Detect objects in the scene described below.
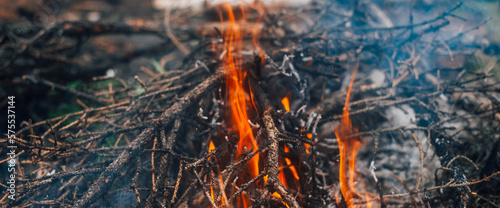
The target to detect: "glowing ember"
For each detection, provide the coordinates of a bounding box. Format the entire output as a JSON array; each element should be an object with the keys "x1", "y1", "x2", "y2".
[{"x1": 335, "y1": 62, "x2": 372, "y2": 207}]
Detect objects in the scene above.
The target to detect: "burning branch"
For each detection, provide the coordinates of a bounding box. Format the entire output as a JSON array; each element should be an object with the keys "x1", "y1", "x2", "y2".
[{"x1": 253, "y1": 80, "x2": 301, "y2": 208}]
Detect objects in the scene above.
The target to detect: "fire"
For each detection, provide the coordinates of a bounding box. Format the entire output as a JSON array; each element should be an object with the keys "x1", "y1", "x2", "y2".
[
  {"x1": 281, "y1": 96, "x2": 290, "y2": 112},
  {"x1": 209, "y1": 140, "x2": 216, "y2": 152},
  {"x1": 220, "y1": 0, "x2": 259, "y2": 177},
  {"x1": 208, "y1": 140, "x2": 216, "y2": 204},
  {"x1": 335, "y1": 62, "x2": 372, "y2": 207},
  {"x1": 305, "y1": 133, "x2": 312, "y2": 154},
  {"x1": 219, "y1": 3, "x2": 259, "y2": 177},
  {"x1": 207, "y1": 140, "x2": 227, "y2": 207},
  {"x1": 279, "y1": 96, "x2": 300, "y2": 190},
  {"x1": 275, "y1": 145, "x2": 298, "y2": 208},
  {"x1": 211, "y1": 3, "x2": 263, "y2": 207},
  {"x1": 283, "y1": 145, "x2": 300, "y2": 180},
  {"x1": 282, "y1": 94, "x2": 312, "y2": 155},
  {"x1": 209, "y1": 3, "x2": 300, "y2": 207}
]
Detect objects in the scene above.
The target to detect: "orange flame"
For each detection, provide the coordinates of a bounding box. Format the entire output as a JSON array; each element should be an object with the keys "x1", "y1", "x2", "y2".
[
  {"x1": 281, "y1": 96, "x2": 290, "y2": 112},
  {"x1": 220, "y1": 2, "x2": 259, "y2": 176},
  {"x1": 280, "y1": 96, "x2": 301, "y2": 183},
  {"x1": 207, "y1": 140, "x2": 226, "y2": 207},
  {"x1": 275, "y1": 145, "x2": 297, "y2": 208},
  {"x1": 209, "y1": 3, "x2": 299, "y2": 207},
  {"x1": 305, "y1": 133, "x2": 312, "y2": 154},
  {"x1": 283, "y1": 145, "x2": 300, "y2": 180},
  {"x1": 209, "y1": 140, "x2": 216, "y2": 152},
  {"x1": 335, "y1": 62, "x2": 371, "y2": 207},
  {"x1": 214, "y1": 3, "x2": 262, "y2": 207}
]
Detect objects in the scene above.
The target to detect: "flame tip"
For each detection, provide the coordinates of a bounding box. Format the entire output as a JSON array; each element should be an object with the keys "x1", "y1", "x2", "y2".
[{"x1": 336, "y1": 60, "x2": 372, "y2": 207}]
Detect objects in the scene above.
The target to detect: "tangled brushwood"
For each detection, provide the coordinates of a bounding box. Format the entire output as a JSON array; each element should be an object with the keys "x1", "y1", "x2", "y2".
[{"x1": 1, "y1": 0, "x2": 500, "y2": 207}]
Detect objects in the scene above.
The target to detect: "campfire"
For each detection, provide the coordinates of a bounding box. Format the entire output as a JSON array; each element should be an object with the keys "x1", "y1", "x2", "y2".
[{"x1": 1, "y1": 0, "x2": 500, "y2": 207}]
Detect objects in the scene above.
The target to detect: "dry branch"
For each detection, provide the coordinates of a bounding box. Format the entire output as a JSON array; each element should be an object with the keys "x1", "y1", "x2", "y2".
[{"x1": 74, "y1": 71, "x2": 223, "y2": 207}]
